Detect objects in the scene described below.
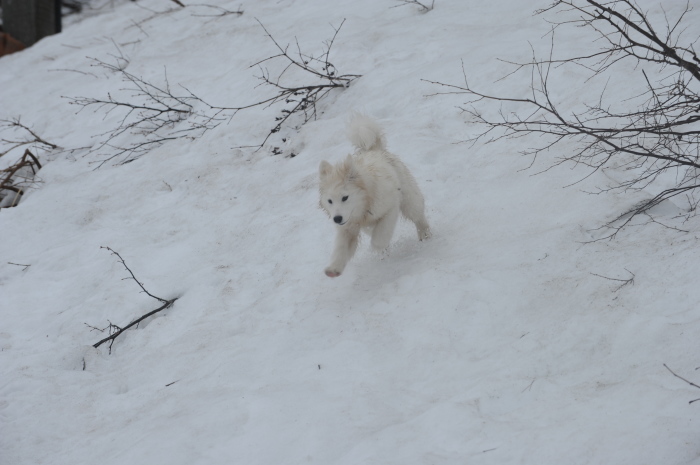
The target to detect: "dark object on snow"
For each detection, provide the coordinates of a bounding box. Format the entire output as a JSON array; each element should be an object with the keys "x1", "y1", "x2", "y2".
[
  {"x1": 0, "y1": 149, "x2": 42, "y2": 209},
  {"x1": 0, "y1": 31, "x2": 26, "y2": 57},
  {"x1": 2, "y1": 0, "x2": 61, "y2": 47}
]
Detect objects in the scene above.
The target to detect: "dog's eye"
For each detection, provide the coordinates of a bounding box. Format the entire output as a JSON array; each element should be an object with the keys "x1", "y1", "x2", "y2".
[
  {"x1": 342, "y1": 196, "x2": 348, "y2": 202},
  {"x1": 328, "y1": 199, "x2": 332, "y2": 204}
]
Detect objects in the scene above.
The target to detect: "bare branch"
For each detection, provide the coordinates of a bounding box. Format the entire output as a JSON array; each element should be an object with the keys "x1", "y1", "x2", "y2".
[
  {"x1": 0, "y1": 118, "x2": 58, "y2": 158},
  {"x1": 65, "y1": 58, "x2": 228, "y2": 167},
  {"x1": 0, "y1": 149, "x2": 43, "y2": 209},
  {"x1": 92, "y1": 298, "x2": 177, "y2": 353},
  {"x1": 231, "y1": 18, "x2": 360, "y2": 153},
  {"x1": 391, "y1": 0, "x2": 435, "y2": 13},
  {"x1": 100, "y1": 246, "x2": 168, "y2": 303},
  {"x1": 426, "y1": 0, "x2": 700, "y2": 238},
  {"x1": 590, "y1": 268, "x2": 635, "y2": 291},
  {"x1": 68, "y1": 19, "x2": 359, "y2": 164},
  {"x1": 7, "y1": 262, "x2": 31, "y2": 271},
  {"x1": 188, "y1": 3, "x2": 243, "y2": 18},
  {"x1": 91, "y1": 246, "x2": 179, "y2": 353},
  {"x1": 664, "y1": 364, "x2": 700, "y2": 404}
]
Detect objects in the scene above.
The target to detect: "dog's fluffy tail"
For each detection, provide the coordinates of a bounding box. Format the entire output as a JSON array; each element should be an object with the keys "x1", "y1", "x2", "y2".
[{"x1": 347, "y1": 114, "x2": 386, "y2": 151}]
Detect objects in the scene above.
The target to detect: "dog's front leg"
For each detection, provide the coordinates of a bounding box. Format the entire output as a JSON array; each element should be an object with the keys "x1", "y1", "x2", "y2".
[
  {"x1": 325, "y1": 227, "x2": 359, "y2": 277},
  {"x1": 371, "y1": 206, "x2": 399, "y2": 251}
]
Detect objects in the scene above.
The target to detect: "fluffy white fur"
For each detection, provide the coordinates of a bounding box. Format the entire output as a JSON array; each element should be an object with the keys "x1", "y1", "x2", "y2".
[{"x1": 319, "y1": 115, "x2": 431, "y2": 277}]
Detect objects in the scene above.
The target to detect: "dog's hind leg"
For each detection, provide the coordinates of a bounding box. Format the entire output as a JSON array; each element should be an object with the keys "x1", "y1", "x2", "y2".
[
  {"x1": 398, "y1": 171, "x2": 431, "y2": 240},
  {"x1": 325, "y1": 227, "x2": 359, "y2": 277},
  {"x1": 400, "y1": 196, "x2": 431, "y2": 241},
  {"x1": 411, "y1": 211, "x2": 431, "y2": 241},
  {"x1": 413, "y1": 216, "x2": 431, "y2": 241},
  {"x1": 371, "y1": 206, "x2": 400, "y2": 251}
]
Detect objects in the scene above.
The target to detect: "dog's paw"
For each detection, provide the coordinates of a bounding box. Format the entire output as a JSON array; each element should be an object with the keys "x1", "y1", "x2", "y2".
[{"x1": 325, "y1": 267, "x2": 342, "y2": 278}]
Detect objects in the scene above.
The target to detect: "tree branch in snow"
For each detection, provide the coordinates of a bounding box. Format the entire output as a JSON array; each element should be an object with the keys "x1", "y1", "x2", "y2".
[
  {"x1": 0, "y1": 119, "x2": 56, "y2": 208},
  {"x1": 90, "y1": 246, "x2": 178, "y2": 354},
  {"x1": 237, "y1": 18, "x2": 361, "y2": 154},
  {"x1": 0, "y1": 117, "x2": 58, "y2": 158},
  {"x1": 664, "y1": 364, "x2": 700, "y2": 404},
  {"x1": 71, "y1": 19, "x2": 359, "y2": 164},
  {"x1": 7, "y1": 262, "x2": 31, "y2": 271},
  {"x1": 0, "y1": 149, "x2": 43, "y2": 208},
  {"x1": 426, "y1": 0, "x2": 700, "y2": 240},
  {"x1": 129, "y1": 1, "x2": 182, "y2": 28},
  {"x1": 125, "y1": 1, "x2": 243, "y2": 31},
  {"x1": 589, "y1": 268, "x2": 635, "y2": 292},
  {"x1": 66, "y1": 58, "x2": 234, "y2": 167},
  {"x1": 391, "y1": 0, "x2": 435, "y2": 13},
  {"x1": 188, "y1": 3, "x2": 243, "y2": 18}
]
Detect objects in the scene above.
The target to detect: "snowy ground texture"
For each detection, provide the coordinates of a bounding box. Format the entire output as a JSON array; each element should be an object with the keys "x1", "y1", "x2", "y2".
[{"x1": 1, "y1": 0, "x2": 700, "y2": 463}]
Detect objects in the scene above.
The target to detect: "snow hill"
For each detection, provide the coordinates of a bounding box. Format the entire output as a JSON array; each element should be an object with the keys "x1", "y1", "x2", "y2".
[{"x1": 1, "y1": 1, "x2": 699, "y2": 464}]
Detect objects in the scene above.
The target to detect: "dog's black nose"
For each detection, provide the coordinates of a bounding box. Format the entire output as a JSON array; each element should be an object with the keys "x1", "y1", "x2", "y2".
[{"x1": 333, "y1": 215, "x2": 343, "y2": 224}]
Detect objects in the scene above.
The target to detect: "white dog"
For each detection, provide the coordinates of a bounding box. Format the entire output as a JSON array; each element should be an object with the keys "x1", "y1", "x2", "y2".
[{"x1": 319, "y1": 115, "x2": 431, "y2": 277}]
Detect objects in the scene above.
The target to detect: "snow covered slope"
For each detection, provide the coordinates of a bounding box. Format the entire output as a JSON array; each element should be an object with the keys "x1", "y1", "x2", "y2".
[{"x1": 1, "y1": 1, "x2": 699, "y2": 464}]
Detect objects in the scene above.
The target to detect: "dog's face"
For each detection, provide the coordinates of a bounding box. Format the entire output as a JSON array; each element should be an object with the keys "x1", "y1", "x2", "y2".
[{"x1": 319, "y1": 157, "x2": 367, "y2": 227}]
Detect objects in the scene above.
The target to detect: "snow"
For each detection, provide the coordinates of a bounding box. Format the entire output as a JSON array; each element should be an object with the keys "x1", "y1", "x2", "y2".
[{"x1": 1, "y1": 0, "x2": 699, "y2": 464}]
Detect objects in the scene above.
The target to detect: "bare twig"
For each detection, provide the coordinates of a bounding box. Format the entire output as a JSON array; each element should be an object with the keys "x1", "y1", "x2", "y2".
[
  {"x1": 521, "y1": 379, "x2": 535, "y2": 393},
  {"x1": 129, "y1": 2, "x2": 181, "y2": 28},
  {"x1": 91, "y1": 247, "x2": 179, "y2": 353},
  {"x1": 391, "y1": 0, "x2": 435, "y2": 12},
  {"x1": 237, "y1": 18, "x2": 361, "y2": 153},
  {"x1": 188, "y1": 3, "x2": 243, "y2": 18},
  {"x1": 590, "y1": 268, "x2": 635, "y2": 291},
  {"x1": 426, "y1": 0, "x2": 700, "y2": 239},
  {"x1": 84, "y1": 323, "x2": 106, "y2": 332},
  {"x1": 70, "y1": 19, "x2": 359, "y2": 164},
  {"x1": 66, "y1": 58, "x2": 229, "y2": 167},
  {"x1": 100, "y1": 246, "x2": 169, "y2": 303},
  {"x1": 1, "y1": 118, "x2": 58, "y2": 158},
  {"x1": 92, "y1": 299, "x2": 177, "y2": 353},
  {"x1": 7, "y1": 262, "x2": 31, "y2": 271},
  {"x1": 48, "y1": 68, "x2": 100, "y2": 78},
  {"x1": 0, "y1": 149, "x2": 43, "y2": 209},
  {"x1": 664, "y1": 363, "x2": 700, "y2": 404}
]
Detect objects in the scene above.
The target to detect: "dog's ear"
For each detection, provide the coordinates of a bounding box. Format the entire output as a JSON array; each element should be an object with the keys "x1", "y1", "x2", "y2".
[{"x1": 319, "y1": 160, "x2": 332, "y2": 179}]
